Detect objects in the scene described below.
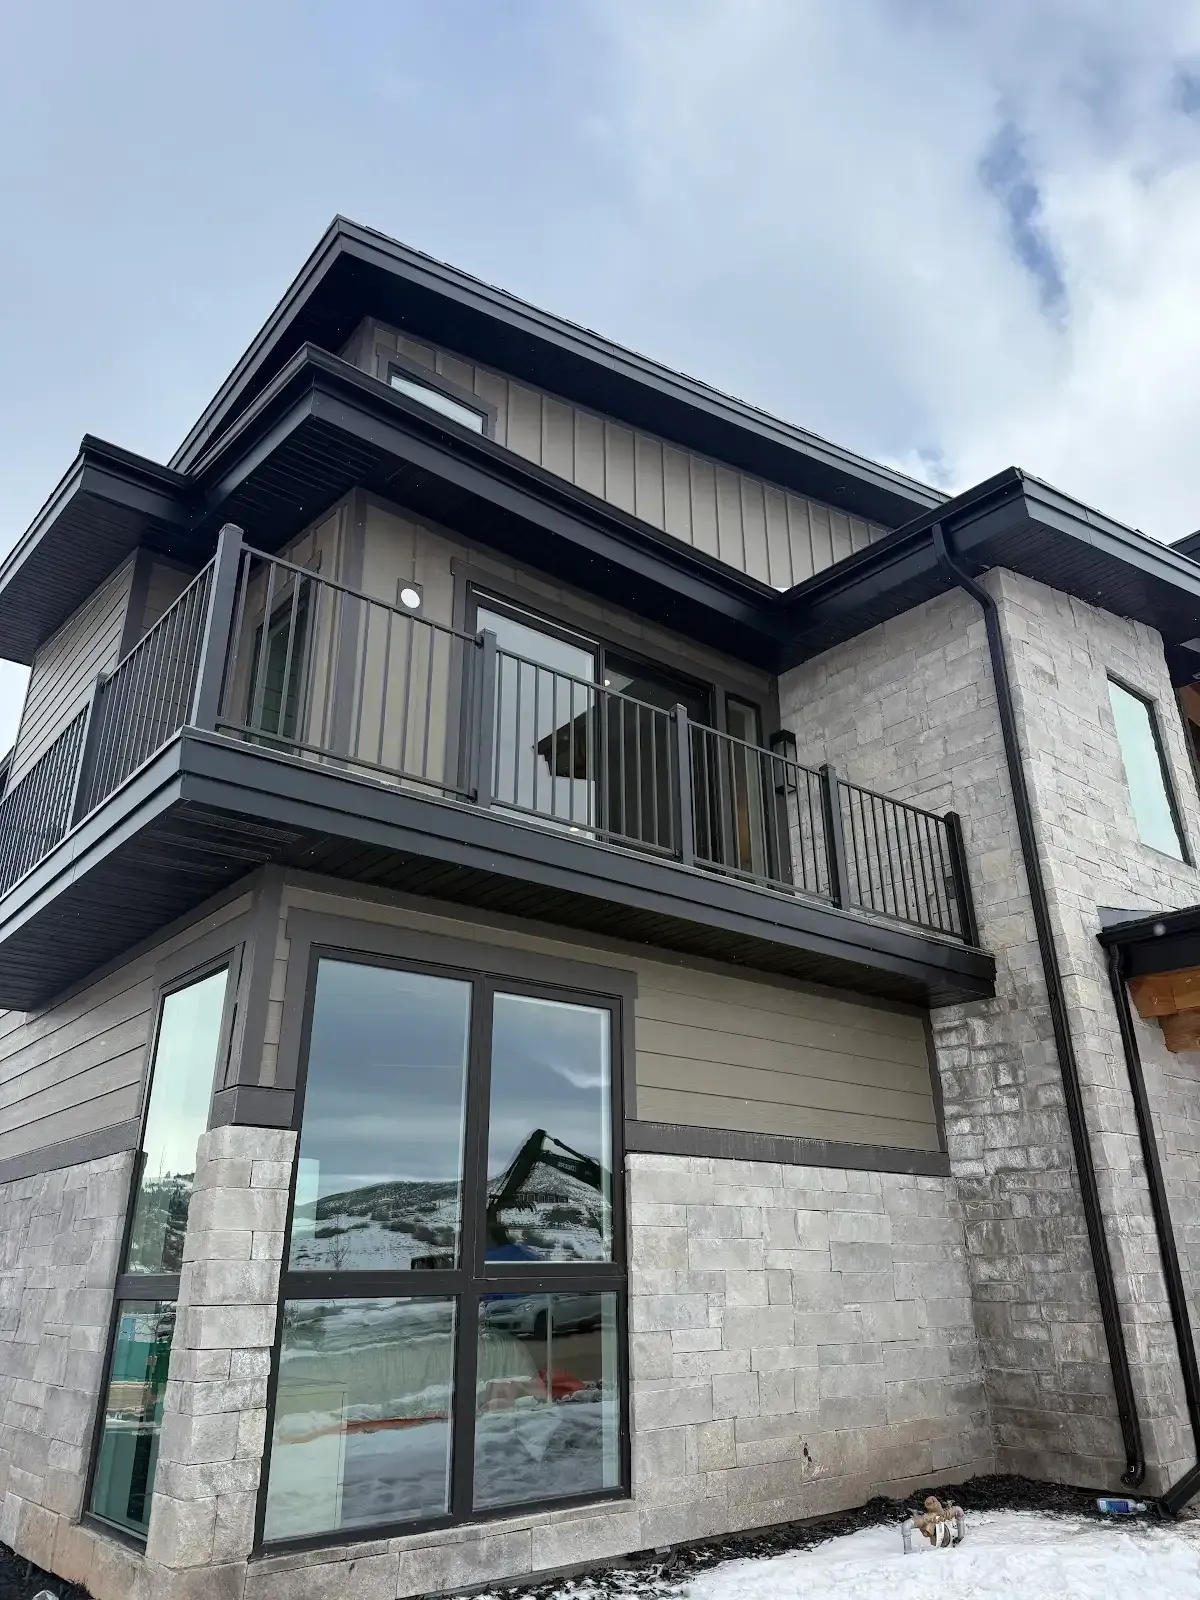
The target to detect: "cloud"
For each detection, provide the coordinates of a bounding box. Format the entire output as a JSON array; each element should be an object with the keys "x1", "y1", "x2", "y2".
[{"x1": 590, "y1": 0, "x2": 1200, "y2": 540}]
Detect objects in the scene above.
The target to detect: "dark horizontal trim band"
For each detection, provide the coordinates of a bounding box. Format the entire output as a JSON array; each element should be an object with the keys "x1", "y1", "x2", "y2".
[
  {"x1": 0, "y1": 1118, "x2": 140, "y2": 1187},
  {"x1": 625, "y1": 1119, "x2": 951, "y2": 1177},
  {"x1": 282, "y1": 1268, "x2": 626, "y2": 1299},
  {"x1": 210, "y1": 1084, "x2": 296, "y2": 1128}
]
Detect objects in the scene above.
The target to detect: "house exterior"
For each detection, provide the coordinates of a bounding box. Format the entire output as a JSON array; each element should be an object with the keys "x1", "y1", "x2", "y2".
[{"x1": 2, "y1": 218, "x2": 1200, "y2": 1599}]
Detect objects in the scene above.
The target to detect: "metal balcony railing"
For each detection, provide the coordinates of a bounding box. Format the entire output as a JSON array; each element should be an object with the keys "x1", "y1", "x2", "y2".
[{"x1": 0, "y1": 525, "x2": 979, "y2": 944}]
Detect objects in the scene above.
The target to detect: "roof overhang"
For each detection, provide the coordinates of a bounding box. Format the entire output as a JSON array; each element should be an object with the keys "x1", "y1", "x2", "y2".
[
  {"x1": 780, "y1": 470, "x2": 1200, "y2": 686},
  {"x1": 169, "y1": 217, "x2": 942, "y2": 529},
  {"x1": 0, "y1": 440, "x2": 191, "y2": 664},
  {"x1": 1099, "y1": 903, "x2": 1200, "y2": 977}
]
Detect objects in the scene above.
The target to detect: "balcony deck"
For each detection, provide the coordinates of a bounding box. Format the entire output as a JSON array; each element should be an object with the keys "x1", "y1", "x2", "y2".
[{"x1": 0, "y1": 532, "x2": 994, "y2": 1011}]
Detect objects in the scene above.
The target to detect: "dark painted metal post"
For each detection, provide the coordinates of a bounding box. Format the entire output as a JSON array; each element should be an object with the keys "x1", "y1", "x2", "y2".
[
  {"x1": 472, "y1": 630, "x2": 498, "y2": 806},
  {"x1": 943, "y1": 810, "x2": 979, "y2": 946},
  {"x1": 820, "y1": 762, "x2": 848, "y2": 907},
  {"x1": 190, "y1": 523, "x2": 244, "y2": 732},
  {"x1": 68, "y1": 674, "x2": 108, "y2": 825},
  {"x1": 672, "y1": 704, "x2": 695, "y2": 866}
]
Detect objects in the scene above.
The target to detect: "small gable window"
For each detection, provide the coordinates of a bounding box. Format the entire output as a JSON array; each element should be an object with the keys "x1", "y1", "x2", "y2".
[
  {"x1": 1108, "y1": 677, "x2": 1188, "y2": 861},
  {"x1": 388, "y1": 364, "x2": 488, "y2": 434}
]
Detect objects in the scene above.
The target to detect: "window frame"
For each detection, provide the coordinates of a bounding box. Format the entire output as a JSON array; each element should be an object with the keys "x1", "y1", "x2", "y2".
[
  {"x1": 386, "y1": 357, "x2": 496, "y2": 438},
  {"x1": 255, "y1": 929, "x2": 632, "y2": 1554},
  {"x1": 1107, "y1": 673, "x2": 1193, "y2": 865},
  {"x1": 83, "y1": 944, "x2": 242, "y2": 1545}
]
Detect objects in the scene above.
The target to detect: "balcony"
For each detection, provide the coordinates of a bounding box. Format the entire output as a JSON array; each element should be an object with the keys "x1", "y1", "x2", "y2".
[{"x1": 0, "y1": 528, "x2": 992, "y2": 1010}]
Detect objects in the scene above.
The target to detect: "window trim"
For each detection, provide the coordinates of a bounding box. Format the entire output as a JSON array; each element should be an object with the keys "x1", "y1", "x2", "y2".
[
  {"x1": 83, "y1": 947, "x2": 242, "y2": 1545},
  {"x1": 255, "y1": 928, "x2": 631, "y2": 1554},
  {"x1": 386, "y1": 357, "x2": 496, "y2": 438},
  {"x1": 1107, "y1": 673, "x2": 1192, "y2": 865}
]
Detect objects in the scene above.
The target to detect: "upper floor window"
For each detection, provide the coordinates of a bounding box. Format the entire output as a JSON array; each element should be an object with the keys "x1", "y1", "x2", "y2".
[
  {"x1": 1107, "y1": 678, "x2": 1188, "y2": 861},
  {"x1": 388, "y1": 363, "x2": 488, "y2": 434}
]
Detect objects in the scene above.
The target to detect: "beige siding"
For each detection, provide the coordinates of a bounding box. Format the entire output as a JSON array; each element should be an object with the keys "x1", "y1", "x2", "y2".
[
  {"x1": 138, "y1": 557, "x2": 198, "y2": 636},
  {"x1": 263, "y1": 883, "x2": 939, "y2": 1154},
  {"x1": 7, "y1": 558, "x2": 134, "y2": 788},
  {"x1": 0, "y1": 893, "x2": 252, "y2": 1168},
  {"x1": 343, "y1": 320, "x2": 890, "y2": 589}
]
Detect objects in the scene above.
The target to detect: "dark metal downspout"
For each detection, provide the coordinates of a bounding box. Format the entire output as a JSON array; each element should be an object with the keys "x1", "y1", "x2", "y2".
[
  {"x1": 1105, "y1": 942, "x2": 1200, "y2": 1513},
  {"x1": 931, "y1": 522, "x2": 1145, "y2": 1488}
]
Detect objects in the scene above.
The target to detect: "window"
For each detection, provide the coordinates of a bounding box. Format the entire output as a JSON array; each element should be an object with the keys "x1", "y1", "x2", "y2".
[
  {"x1": 248, "y1": 581, "x2": 312, "y2": 744},
  {"x1": 1108, "y1": 678, "x2": 1188, "y2": 861},
  {"x1": 89, "y1": 966, "x2": 231, "y2": 1538},
  {"x1": 389, "y1": 366, "x2": 488, "y2": 434},
  {"x1": 261, "y1": 954, "x2": 625, "y2": 1545}
]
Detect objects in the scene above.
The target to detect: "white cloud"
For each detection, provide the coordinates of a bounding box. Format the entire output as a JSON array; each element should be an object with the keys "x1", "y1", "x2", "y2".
[{"x1": 590, "y1": 0, "x2": 1200, "y2": 540}]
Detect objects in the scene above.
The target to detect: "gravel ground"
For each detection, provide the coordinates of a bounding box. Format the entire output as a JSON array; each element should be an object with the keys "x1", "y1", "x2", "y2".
[{"x1": 0, "y1": 1476, "x2": 1183, "y2": 1600}]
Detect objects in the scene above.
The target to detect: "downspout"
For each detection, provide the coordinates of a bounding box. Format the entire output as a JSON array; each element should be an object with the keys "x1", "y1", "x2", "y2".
[
  {"x1": 931, "y1": 522, "x2": 1145, "y2": 1488},
  {"x1": 1105, "y1": 941, "x2": 1200, "y2": 1513}
]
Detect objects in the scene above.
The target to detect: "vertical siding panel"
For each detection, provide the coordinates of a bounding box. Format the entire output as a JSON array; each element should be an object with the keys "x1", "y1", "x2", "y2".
[
  {"x1": 662, "y1": 446, "x2": 694, "y2": 545},
  {"x1": 808, "y1": 501, "x2": 835, "y2": 573},
  {"x1": 739, "y1": 477, "x2": 770, "y2": 584},
  {"x1": 714, "y1": 466, "x2": 746, "y2": 571},
  {"x1": 437, "y1": 353, "x2": 475, "y2": 394},
  {"x1": 689, "y1": 457, "x2": 719, "y2": 559},
  {"x1": 785, "y1": 494, "x2": 816, "y2": 583},
  {"x1": 764, "y1": 487, "x2": 794, "y2": 589},
  {"x1": 541, "y1": 397, "x2": 576, "y2": 480},
  {"x1": 603, "y1": 422, "x2": 637, "y2": 515},
  {"x1": 473, "y1": 370, "x2": 509, "y2": 446},
  {"x1": 396, "y1": 336, "x2": 437, "y2": 372},
  {"x1": 506, "y1": 384, "x2": 543, "y2": 464},
  {"x1": 633, "y1": 434, "x2": 665, "y2": 530},
  {"x1": 828, "y1": 508, "x2": 854, "y2": 566},
  {"x1": 573, "y1": 410, "x2": 606, "y2": 498}
]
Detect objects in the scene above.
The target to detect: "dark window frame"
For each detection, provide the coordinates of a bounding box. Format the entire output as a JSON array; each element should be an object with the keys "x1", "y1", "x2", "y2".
[
  {"x1": 255, "y1": 932, "x2": 631, "y2": 1554},
  {"x1": 83, "y1": 943, "x2": 243, "y2": 1545},
  {"x1": 386, "y1": 357, "x2": 496, "y2": 439},
  {"x1": 1107, "y1": 673, "x2": 1193, "y2": 865}
]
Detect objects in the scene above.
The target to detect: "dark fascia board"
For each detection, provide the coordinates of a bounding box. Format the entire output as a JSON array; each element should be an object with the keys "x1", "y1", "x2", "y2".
[
  {"x1": 1097, "y1": 901, "x2": 1200, "y2": 977},
  {"x1": 779, "y1": 467, "x2": 1200, "y2": 672},
  {"x1": 168, "y1": 217, "x2": 943, "y2": 527},
  {"x1": 1173, "y1": 529, "x2": 1200, "y2": 561},
  {"x1": 189, "y1": 344, "x2": 789, "y2": 659},
  {"x1": 0, "y1": 730, "x2": 993, "y2": 1009},
  {"x1": 0, "y1": 438, "x2": 192, "y2": 664}
]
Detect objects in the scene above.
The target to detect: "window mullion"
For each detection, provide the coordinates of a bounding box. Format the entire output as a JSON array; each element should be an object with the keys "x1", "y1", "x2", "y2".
[{"x1": 450, "y1": 1286, "x2": 481, "y2": 1518}]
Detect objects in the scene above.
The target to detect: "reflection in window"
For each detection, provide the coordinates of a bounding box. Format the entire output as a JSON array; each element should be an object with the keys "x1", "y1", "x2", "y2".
[
  {"x1": 125, "y1": 968, "x2": 228, "y2": 1274},
  {"x1": 288, "y1": 961, "x2": 471, "y2": 1273},
  {"x1": 486, "y1": 994, "x2": 612, "y2": 1263},
  {"x1": 90, "y1": 1302, "x2": 176, "y2": 1536},
  {"x1": 1108, "y1": 679, "x2": 1186, "y2": 860},
  {"x1": 474, "y1": 1292, "x2": 619, "y2": 1509},
  {"x1": 263, "y1": 1299, "x2": 456, "y2": 1540}
]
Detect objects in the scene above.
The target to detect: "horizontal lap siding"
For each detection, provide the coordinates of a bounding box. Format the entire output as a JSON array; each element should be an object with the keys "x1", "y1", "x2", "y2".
[
  {"x1": 7, "y1": 558, "x2": 134, "y2": 788},
  {"x1": 634, "y1": 965, "x2": 939, "y2": 1151},
  {"x1": 351, "y1": 322, "x2": 888, "y2": 588},
  {"x1": 270, "y1": 886, "x2": 939, "y2": 1154},
  {"x1": 0, "y1": 893, "x2": 252, "y2": 1166}
]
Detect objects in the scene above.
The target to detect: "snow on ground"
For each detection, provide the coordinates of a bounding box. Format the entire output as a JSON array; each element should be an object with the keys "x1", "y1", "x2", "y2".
[{"x1": 680, "y1": 1511, "x2": 1200, "y2": 1600}]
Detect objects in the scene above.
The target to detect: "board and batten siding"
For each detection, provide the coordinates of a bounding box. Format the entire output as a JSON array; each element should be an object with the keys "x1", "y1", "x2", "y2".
[
  {"x1": 263, "y1": 884, "x2": 939, "y2": 1154},
  {"x1": 343, "y1": 319, "x2": 889, "y2": 590},
  {"x1": 0, "y1": 892, "x2": 252, "y2": 1172},
  {"x1": 6, "y1": 557, "x2": 135, "y2": 790}
]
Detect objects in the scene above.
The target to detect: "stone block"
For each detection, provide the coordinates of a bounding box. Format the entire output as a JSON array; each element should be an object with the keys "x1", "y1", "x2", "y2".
[
  {"x1": 529, "y1": 1508, "x2": 643, "y2": 1571},
  {"x1": 396, "y1": 1530, "x2": 532, "y2": 1596}
]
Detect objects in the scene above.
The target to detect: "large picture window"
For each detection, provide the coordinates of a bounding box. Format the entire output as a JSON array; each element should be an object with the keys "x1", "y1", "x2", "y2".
[
  {"x1": 260, "y1": 951, "x2": 627, "y2": 1546},
  {"x1": 88, "y1": 962, "x2": 232, "y2": 1539}
]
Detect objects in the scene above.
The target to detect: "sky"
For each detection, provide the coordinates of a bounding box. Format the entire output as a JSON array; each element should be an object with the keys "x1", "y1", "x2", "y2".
[{"x1": 3, "y1": 0, "x2": 1200, "y2": 744}]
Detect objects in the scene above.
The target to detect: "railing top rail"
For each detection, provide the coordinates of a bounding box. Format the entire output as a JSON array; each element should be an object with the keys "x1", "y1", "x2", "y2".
[
  {"x1": 241, "y1": 543, "x2": 478, "y2": 643},
  {"x1": 836, "y1": 776, "x2": 953, "y2": 829},
  {"x1": 494, "y1": 646, "x2": 676, "y2": 719},
  {"x1": 104, "y1": 555, "x2": 216, "y2": 681},
  {"x1": 692, "y1": 718, "x2": 822, "y2": 779}
]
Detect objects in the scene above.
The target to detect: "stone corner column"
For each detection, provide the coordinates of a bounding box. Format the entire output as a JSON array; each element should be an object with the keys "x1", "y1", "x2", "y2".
[{"x1": 145, "y1": 1125, "x2": 296, "y2": 1585}]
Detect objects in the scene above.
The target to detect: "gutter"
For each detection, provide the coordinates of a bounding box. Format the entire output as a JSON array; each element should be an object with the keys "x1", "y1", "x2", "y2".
[
  {"x1": 1102, "y1": 933, "x2": 1200, "y2": 1513},
  {"x1": 931, "y1": 521, "x2": 1145, "y2": 1488}
]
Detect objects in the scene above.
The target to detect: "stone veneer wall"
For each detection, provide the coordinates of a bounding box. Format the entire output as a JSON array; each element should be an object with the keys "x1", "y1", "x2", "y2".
[
  {"x1": 779, "y1": 567, "x2": 1200, "y2": 1491},
  {"x1": 4, "y1": 1144, "x2": 992, "y2": 1600}
]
